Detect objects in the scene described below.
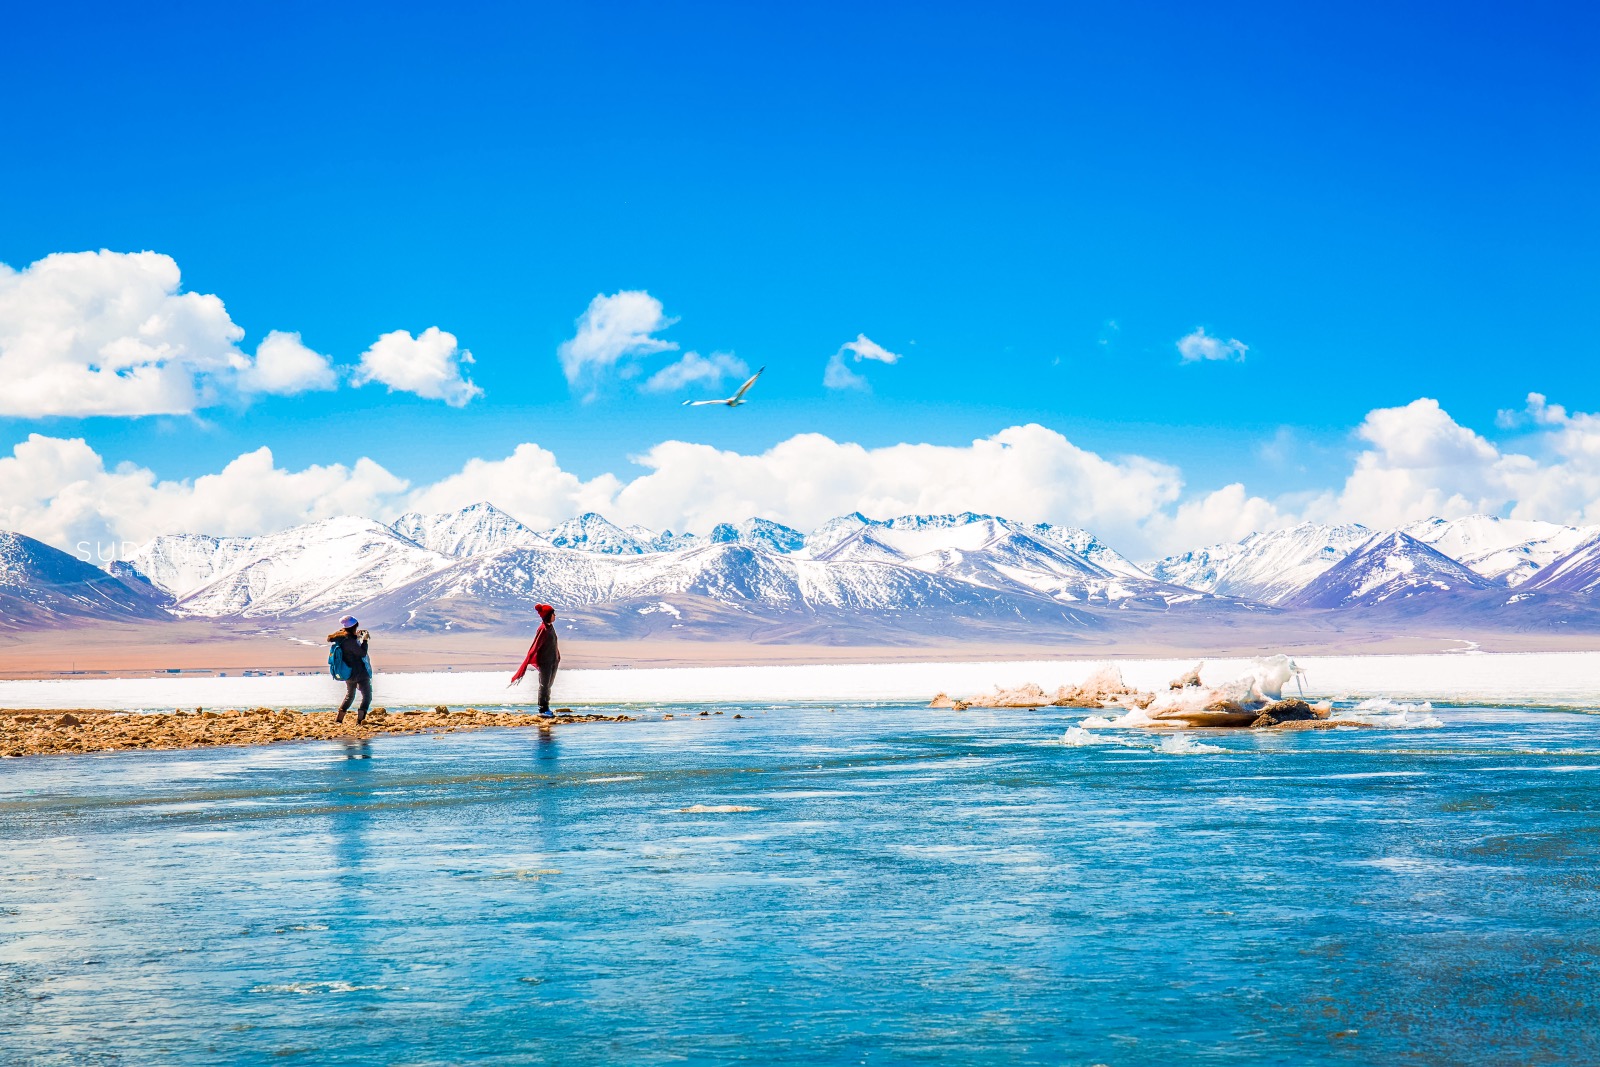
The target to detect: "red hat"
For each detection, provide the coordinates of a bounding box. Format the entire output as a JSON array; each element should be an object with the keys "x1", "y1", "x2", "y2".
[{"x1": 535, "y1": 603, "x2": 555, "y2": 619}]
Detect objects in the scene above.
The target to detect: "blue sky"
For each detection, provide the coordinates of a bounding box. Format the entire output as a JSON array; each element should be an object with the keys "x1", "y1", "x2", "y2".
[{"x1": 2, "y1": 1, "x2": 1597, "y2": 553}]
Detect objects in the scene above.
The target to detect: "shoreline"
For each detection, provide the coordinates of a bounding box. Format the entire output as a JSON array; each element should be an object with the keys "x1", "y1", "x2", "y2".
[
  {"x1": 3, "y1": 623, "x2": 1599, "y2": 681},
  {"x1": 5, "y1": 650, "x2": 1600, "y2": 713},
  {"x1": 0, "y1": 706, "x2": 632, "y2": 759}
]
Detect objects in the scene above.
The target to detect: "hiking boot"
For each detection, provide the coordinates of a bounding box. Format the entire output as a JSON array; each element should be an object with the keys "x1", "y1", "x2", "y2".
[
  {"x1": 355, "y1": 710, "x2": 367, "y2": 725},
  {"x1": 335, "y1": 711, "x2": 346, "y2": 724}
]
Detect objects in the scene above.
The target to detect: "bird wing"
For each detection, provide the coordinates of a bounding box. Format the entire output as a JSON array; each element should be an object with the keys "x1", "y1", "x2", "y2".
[
  {"x1": 730, "y1": 366, "x2": 765, "y2": 402},
  {"x1": 682, "y1": 398, "x2": 729, "y2": 407}
]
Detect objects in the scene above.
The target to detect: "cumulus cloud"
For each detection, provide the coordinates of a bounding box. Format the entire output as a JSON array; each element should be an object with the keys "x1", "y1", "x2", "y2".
[
  {"x1": 11, "y1": 394, "x2": 1600, "y2": 563},
  {"x1": 0, "y1": 434, "x2": 407, "y2": 553},
  {"x1": 824, "y1": 333, "x2": 903, "y2": 391},
  {"x1": 403, "y1": 443, "x2": 624, "y2": 527},
  {"x1": 1177, "y1": 327, "x2": 1248, "y2": 363},
  {"x1": 0, "y1": 250, "x2": 347, "y2": 417},
  {"x1": 237, "y1": 330, "x2": 338, "y2": 396},
  {"x1": 610, "y1": 424, "x2": 1183, "y2": 552},
  {"x1": 643, "y1": 351, "x2": 749, "y2": 394},
  {"x1": 1300, "y1": 395, "x2": 1600, "y2": 530},
  {"x1": 353, "y1": 327, "x2": 481, "y2": 407},
  {"x1": 557, "y1": 290, "x2": 678, "y2": 398}
]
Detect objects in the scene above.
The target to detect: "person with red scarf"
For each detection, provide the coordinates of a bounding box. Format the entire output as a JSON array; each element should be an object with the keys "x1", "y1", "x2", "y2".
[{"x1": 510, "y1": 603, "x2": 561, "y2": 716}]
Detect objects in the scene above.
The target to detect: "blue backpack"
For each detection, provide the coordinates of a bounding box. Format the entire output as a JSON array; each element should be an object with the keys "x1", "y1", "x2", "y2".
[{"x1": 328, "y1": 644, "x2": 373, "y2": 681}]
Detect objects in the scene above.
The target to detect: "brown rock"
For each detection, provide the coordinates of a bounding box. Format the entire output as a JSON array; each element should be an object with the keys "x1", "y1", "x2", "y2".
[
  {"x1": 1260, "y1": 698, "x2": 1318, "y2": 722},
  {"x1": 54, "y1": 713, "x2": 81, "y2": 727}
]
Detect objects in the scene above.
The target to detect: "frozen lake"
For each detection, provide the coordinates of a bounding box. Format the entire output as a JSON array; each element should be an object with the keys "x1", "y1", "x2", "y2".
[
  {"x1": 5, "y1": 698, "x2": 1600, "y2": 1064},
  {"x1": 3, "y1": 650, "x2": 1599, "y2": 711}
]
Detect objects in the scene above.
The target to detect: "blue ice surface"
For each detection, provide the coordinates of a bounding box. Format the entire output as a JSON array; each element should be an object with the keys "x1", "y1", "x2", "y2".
[{"x1": 3, "y1": 702, "x2": 1600, "y2": 1066}]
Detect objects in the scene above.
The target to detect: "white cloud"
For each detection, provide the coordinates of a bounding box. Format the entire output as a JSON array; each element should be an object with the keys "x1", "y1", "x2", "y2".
[
  {"x1": 1300, "y1": 395, "x2": 1600, "y2": 530},
  {"x1": 353, "y1": 327, "x2": 482, "y2": 407},
  {"x1": 824, "y1": 333, "x2": 903, "y2": 391},
  {"x1": 643, "y1": 351, "x2": 749, "y2": 394},
  {"x1": 610, "y1": 424, "x2": 1184, "y2": 552},
  {"x1": 1177, "y1": 327, "x2": 1248, "y2": 363},
  {"x1": 0, "y1": 434, "x2": 407, "y2": 553},
  {"x1": 403, "y1": 443, "x2": 624, "y2": 528},
  {"x1": 237, "y1": 330, "x2": 337, "y2": 396},
  {"x1": 557, "y1": 291, "x2": 678, "y2": 398},
  {"x1": 11, "y1": 394, "x2": 1600, "y2": 563},
  {"x1": 0, "y1": 250, "x2": 345, "y2": 417}
]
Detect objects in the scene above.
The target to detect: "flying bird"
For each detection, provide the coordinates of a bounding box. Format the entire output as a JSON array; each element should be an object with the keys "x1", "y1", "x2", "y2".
[{"x1": 682, "y1": 366, "x2": 765, "y2": 407}]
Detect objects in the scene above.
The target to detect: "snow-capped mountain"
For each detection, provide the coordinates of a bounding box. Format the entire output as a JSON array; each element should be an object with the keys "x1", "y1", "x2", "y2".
[
  {"x1": 391, "y1": 502, "x2": 552, "y2": 558},
  {"x1": 799, "y1": 512, "x2": 1148, "y2": 578},
  {"x1": 709, "y1": 518, "x2": 805, "y2": 554},
  {"x1": 810, "y1": 516, "x2": 1193, "y2": 607},
  {"x1": 1282, "y1": 531, "x2": 1493, "y2": 609},
  {"x1": 624, "y1": 525, "x2": 700, "y2": 553},
  {"x1": 365, "y1": 538, "x2": 1107, "y2": 637},
  {"x1": 1147, "y1": 522, "x2": 1373, "y2": 604},
  {"x1": 120, "y1": 533, "x2": 262, "y2": 600},
  {"x1": 130, "y1": 517, "x2": 454, "y2": 618},
  {"x1": 802, "y1": 512, "x2": 875, "y2": 557},
  {"x1": 543, "y1": 513, "x2": 649, "y2": 554},
  {"x1": 0, "y1": 531, "x2": 172, "y2": 629},
  {"x1": 1520, "y1": 531, "x2": 1600, "y2": 596},
  {"x1": 12, "y1": 501, "x2": 1600, "y2": 636},
  {"x1": 1400, "y1": 515, "x2": 1594, "y2": 586}
]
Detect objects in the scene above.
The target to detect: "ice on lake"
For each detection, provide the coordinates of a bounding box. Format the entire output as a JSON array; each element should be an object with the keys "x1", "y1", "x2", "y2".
[{"x1": 3, "y1": 650, "x2": 1599, "y2": 711}]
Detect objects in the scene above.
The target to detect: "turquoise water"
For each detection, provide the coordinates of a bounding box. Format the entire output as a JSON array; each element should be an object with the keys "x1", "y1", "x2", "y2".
[{"x1": 4, "y1": 703, "x2": 1600, "y2": 1065}]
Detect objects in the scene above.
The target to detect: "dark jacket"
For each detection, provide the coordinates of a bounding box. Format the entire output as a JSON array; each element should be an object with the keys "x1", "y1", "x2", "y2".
[
  {"x1": 531, "y1": 622, "x2": 560, "y2": 671},
  {"x1": 328, "y1": 631, "x2": 370, "y2": 679},
  {"x1": 510, "y1": 621, "x2": 560, "y2": 684}
]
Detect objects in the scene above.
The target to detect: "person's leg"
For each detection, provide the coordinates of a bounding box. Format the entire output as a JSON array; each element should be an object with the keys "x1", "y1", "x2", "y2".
[
  {"x1": 538, "y1": 667, "x2": 555, "y2": 716},
  {"x1": 355, "y1": 677, "x2": 372, "y2": 724},
  {"x1": 337, "y1": 678, "x2": 357, "y2": 722}
]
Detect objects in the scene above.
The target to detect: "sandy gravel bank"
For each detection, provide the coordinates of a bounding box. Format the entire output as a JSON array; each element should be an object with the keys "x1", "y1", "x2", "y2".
[{"x1": 0, "y1": 706, "x2": 631, "y2": 758}]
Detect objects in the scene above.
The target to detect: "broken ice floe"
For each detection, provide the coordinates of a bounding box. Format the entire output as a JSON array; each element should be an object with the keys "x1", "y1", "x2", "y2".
[{"x1": 938, "y1": 654, "x2": 1426, "y2": 732}]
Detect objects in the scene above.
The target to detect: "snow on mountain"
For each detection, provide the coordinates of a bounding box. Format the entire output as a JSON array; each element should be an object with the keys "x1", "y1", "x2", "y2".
[
  {"x1": 623, "y1": 525, "x2": 700, "y2": 553},
  {"x1": 1521, "y1": 531, "x2": 1600, "y2": 596},
  {"x1": 372, "y1": 538, "x2": 1103, "y2": 633},
  {"x1": 1400, "y1": 515, "x2": 1594, "y2": 586},
  {"x1": 813, "y1": 516, "x2": 1193, "y2": 607},
  {"x1": 1282, "y1": 531, "x2": 1492, "y2": 609},
  {"x1": 801, "y1": 512, "x2": 874, "y2": 557},
  {"x1": 0, "y1": 531, "x2": 172, "y2": 628},
  {"x1": 391, "y1": 502, "x2": 552, "y2": 558},
  {"x1": 800, "y1": 512, "x2": 1147, "y2": 577},
  {"x1": 543, "y1": 514, "x2": 649, "y2": 554},
  {"x1": 1024, "y1": 524, "x2": 1150, "y2": 579},
  {"x1": 1147, "y1": 522, "x2": 1373, "y2": 604},
  {"x1": 145, "y1": 517, "x2": 455, "y2": 619},
  {"x1": 123, "y1": 533, "x2": 262, "y2": 600},
  {"x1": 709, "y1": 518, "x2": 805, "y2": 554}
]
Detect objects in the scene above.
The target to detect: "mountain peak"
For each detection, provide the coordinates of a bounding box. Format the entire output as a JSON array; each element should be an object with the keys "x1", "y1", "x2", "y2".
[
  {"x1": 1283, "y1": 530, "x2": 1490, "y2": 609},
  {"x1": 392, "y1": 503, "x2": 551, "y2": 559},
  {"x1": 543, "y1": 514, "x2": 647, "y2": 554}
]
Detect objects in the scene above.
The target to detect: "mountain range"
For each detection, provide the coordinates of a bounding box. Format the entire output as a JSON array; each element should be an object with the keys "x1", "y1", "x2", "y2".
[{"x1": 5, "y1": 505, "x2": 1598, "y2": 639}]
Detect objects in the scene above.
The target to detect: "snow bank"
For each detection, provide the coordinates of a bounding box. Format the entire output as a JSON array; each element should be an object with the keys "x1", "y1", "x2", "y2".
[{"x1": 1, "y1": 651, "x2": 1598, "y2": 711}]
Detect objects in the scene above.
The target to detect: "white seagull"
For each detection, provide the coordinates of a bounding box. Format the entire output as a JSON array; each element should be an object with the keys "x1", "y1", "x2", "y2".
[{"x1": 682, "y1": 366, "x2": 765, "y2": 407}]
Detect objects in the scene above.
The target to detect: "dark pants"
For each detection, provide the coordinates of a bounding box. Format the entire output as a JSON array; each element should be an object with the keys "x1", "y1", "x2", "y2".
[
  {"x1": 339, "y1": 674, "x2": 372, "y2": 719},
  {"x1": 537, "y1": 665, "x2": 557, "y2": 715}
]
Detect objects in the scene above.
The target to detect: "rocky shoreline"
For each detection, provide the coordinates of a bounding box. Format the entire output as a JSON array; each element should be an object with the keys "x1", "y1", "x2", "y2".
[{"x1": 0, "y1": 705, "x2": 632, "y2": 759}]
